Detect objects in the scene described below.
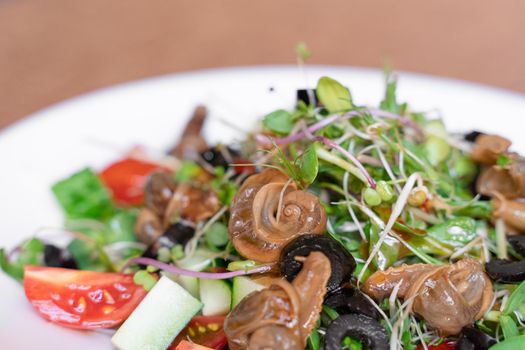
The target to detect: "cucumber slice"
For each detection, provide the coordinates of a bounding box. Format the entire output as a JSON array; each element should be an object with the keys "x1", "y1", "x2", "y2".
[
  {"x1": 177, "y1": 275, "x2": 199, "y2": 298},
  {"x1": 112, "y1": 276, "x2": 202, "y2": 350},
  {"x1": 232, "y1": 276, "x2": 265, "y2": 308},
  {"x1": 168, "y1": 250, "x2": 213, "y2": 297},
  {"x1": 199, "y1": 279, "x2": 232, "y2": 316},
  {"x1": 177, "y1": 249, "x2": 213, "y2": 271}
]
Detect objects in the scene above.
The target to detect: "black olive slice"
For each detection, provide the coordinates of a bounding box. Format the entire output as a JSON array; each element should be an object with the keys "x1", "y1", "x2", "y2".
[
  {"x1": 142, "y1": 222, "x2": 195, "y2": 259},
  {"x1": 464, "y1": 130, "x2": 485, "y2": 143},
  {"x1": 508, "y1": 236, "x2": 525, "y2": 257},
  {"x1": 44, "y1": 244, "x2": 77, "y2": 269},
  {"x1": 325, "y1": 287, "x2": 380, "y2": 320},
  {"x1": 485, "y1": 259, "x2": 525, "y2": 283},
  {"x1": 456, "y1": 326, "x2": 496, "y2": 350},
  {"x1": 279, "y1": 234, "x2": 356, "y2": 292},
  {"x1": 324, "y1": 314, "x2": 389, "y2": 350},
  {"x1": 200, "y1": 146, "x2": 240, "y2": 170},
  {"x1": 297, "y1": 89, "x2": 318, "y2": 106}
]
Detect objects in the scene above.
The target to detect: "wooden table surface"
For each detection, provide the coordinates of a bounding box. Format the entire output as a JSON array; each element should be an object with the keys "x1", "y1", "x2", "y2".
[{"x1": 1, "y1": 0, "x2": 524, "y2": 129}]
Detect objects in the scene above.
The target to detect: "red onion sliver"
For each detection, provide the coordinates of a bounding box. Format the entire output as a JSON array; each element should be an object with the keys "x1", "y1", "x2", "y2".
[{"x1": 122, "y1": 257, "x2": 272, "y2": 279}]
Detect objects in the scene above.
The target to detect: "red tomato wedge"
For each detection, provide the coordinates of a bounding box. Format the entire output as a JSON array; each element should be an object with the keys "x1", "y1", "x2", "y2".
[
  {"x1": 416, "y1": 342, "x2": 455, "y2": 350},
  {"x1": 169, "y1": 316, "x2": 227, "y2": 350},
  {"x1": 24, "y1": 266, "x2": 147, "y2": 329},
  {"x1": 99, "y1": 157, "x2": 168, "y2": 205},
  {"x1": 175, "y1": 340, "x2": 213, "y2": 350}
]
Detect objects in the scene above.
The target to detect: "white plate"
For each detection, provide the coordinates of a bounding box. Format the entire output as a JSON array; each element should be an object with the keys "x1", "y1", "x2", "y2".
[{"x1": 1, "y1": 65, "x2": 525, "y2": 349}]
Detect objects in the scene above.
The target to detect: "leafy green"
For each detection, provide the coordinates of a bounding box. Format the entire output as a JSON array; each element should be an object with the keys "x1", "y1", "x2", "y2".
[
  {"x1": 107, "y1": 210, "x2": 138, "y2": 243},
  {"x1": 497, "y1": 154, "x2": 513, "y2": 167},
  {"x1": 368, "y1": 223, "x2": 400, "y2": 270},
  {"x1": 295, "y1": 42, "x2": 312, "y2": 62},
  {"x1": 427, "y1": 217, "x2": 477, "y2": 247},
  {"x1": 490, "y1": 336, "x2": 525, "y2": 350},
  {"x1": 0, "y1": 238, "x2": 45, "y2": 281},
  {"x1": 133, "y1": 270, "x2": 157, "y2": 291},
  {"x1": 296, "y1": 145, "x2": 319, "y2": 185},
  {"x1": 67, "y1": 239, "x2": 106, "y2": 271},
  {"x1": 175, "y1": 161, "x2": 202, "y2": 183},
  {"x1": 307, "y1": 328, "x2": 320, "y2": 350},
  {"x1": 380, "y1": 72, "x2": 399, "y2": 113},
  {"x1": 262, "y1": 109, "x2": 294, "y2": 135},
  {"x1": 205, "y1": 222, "x2": 229, "y2": 248},
  {"x1": 500, "y1": 315, "x2": 520, "y2": 339},
  {"x1": 52, "y1": 168, "x2": 114, "y2": 220},
  {"x1": 504, "y1": 280, "x2": 525, "y2": 316},
  {"x1": 316, "y1": 77, "x2": 353, "y2": 113},
  {"x1": 424, "y1": 136, "x2": 451, "y2": 166}
]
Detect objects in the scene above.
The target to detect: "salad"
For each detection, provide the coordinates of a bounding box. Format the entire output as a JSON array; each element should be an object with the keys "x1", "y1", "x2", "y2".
[{"x1": 2, "y1": 71, "x2": 525, "y2": 350}]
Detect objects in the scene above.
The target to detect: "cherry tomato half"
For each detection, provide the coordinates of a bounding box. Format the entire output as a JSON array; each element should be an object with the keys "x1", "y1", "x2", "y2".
[
  {"x1": 24, "y1": 266, "x2": 147, "y2": 329},
  {"x1": 169, "y1": 316, "x2": 228, "y2": 350},
  {"x1": 175, "y1": 340, "x2": 214, "y2": 350},
  {"x1": 99, "y1": 158, "x2": 168, "y2": 205},
  {"x1": 416, "y1": 342, "x2": 455, "y2": 350}
]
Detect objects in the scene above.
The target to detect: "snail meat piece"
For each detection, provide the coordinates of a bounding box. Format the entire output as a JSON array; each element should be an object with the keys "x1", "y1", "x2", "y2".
[
  {"x1": 228, "y1": 169, "x2": 326, "y2": 263},
  {"x1": 225, "y1": 252, "x2": 331, "y2": 350},
  {"x1": 280, "y1": 234, "x2": 356, "y2": 292},
  {"x1": 144, "y1": 172, "x2": 176, "y2": 217},
  {"x1": 363, "y1": 258, "x2": 493, "y2": 336},
  {"x1": 324, "y1": 314, "x2": 389, "y2": 350},
  {"x1": 492, "y1": 196, "x2": 525, "y2": 232},
  {"x1": 324, "y1": 287, "x2": 380, "y2": 320},
  {"x1": 134, "y1": 208, "x2": 163, "y2": 245},
  {"x1": 170, "y1": 105, "x2": 209, "y2": 160},
  {"x1": 470, "y1": 134, "x2": 511, "y2": 165}
]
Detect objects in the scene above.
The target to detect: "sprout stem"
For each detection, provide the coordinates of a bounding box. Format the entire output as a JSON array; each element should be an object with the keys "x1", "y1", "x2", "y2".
[{"x1": 315, "y1": 136, "x2": 376, "y2": 188}]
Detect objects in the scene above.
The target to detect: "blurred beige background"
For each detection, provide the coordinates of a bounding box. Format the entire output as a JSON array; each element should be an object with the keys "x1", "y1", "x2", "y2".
[{"x1": 1, "y1": 0, "x2": 524, "y2": 128}]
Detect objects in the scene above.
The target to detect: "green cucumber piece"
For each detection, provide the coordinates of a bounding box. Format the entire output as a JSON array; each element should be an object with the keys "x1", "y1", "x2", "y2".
[
  {"x1": 112, "y1": 276, "x2": 202, "y2": 350},
  {"x1": 168, "y1": 250, "x2": 213, "y2": 297},
  {"x1": 199, "y1": 279, "x2": 232, "y2": 316},
  {"x1": 232, "y1": 276, "x2": 265, "y2": 308},
  {"x1": 177, "y1": 275, "x2": 199, "y2": 298}
]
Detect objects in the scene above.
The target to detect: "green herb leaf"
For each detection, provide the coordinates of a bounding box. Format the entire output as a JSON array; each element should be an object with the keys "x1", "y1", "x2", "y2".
[
  {"x1": 107, "y1": 210, "x2": 138, "y2": 243},
  {"x1": 133, "y1": 270, "x2": 157, "y2": 291},
  {"x1": 380, "y1": 72, "x2": 399, "y2": 113},
  {"x1": 0, "y1": 238, "x2": 45, "y2": 281},
  {"x1": 368, "y1": 223, "x2": 400, "y2": 270},
  {"x1": 295, "y1": 42, "x2": 312, "y2": 62},
  {"x1": 307, "y1": 328, "x2": 320, "y2": 350},
  {"x1": 296, "y1": 145, "x2": 319, "y2": 185},
  {"x1": 504, "y1": 280, "x2": 525, "y2": 315},
  {"x1": 489, "y1": 335, "x2": 525, "y2": 350},
  {"x1": 424, "y1": 136, "x2": 451, "y2": 166},
  {"x1": 205, "y1": 222, "x2": 230, "y2": 248},
  {"x1": 322, "y1": 305, "x2": 339, "y2": 321},
  {"x1": 262, "y1": 109, "x2": 294, "y2": 135},
  {"x1": 427, "y1": 217, "x2": 477, "y2": 248},
  {"x1": 316, "y1": 77, "x2": 353, "y2": 113},
  {"x1": 67, "y1": 239, "x2": 104, "y2": 271},
  {"x1": 175, "y1": 161, "x2": 202, "y2": 183},
  {"x1": 497, "y1": 154, "x2": 513, "y2": 167},
  {"x1": 52, "y1": 168, "x2": 114, "y2": 220},
  {"x1": 500, "y1": 315, "x2": 520, "y2": 339}
]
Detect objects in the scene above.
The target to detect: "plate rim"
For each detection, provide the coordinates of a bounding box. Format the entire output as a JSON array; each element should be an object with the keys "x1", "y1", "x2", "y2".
[{"x1": 3, "y1": 64, "x2": 525, "y2": 140}]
